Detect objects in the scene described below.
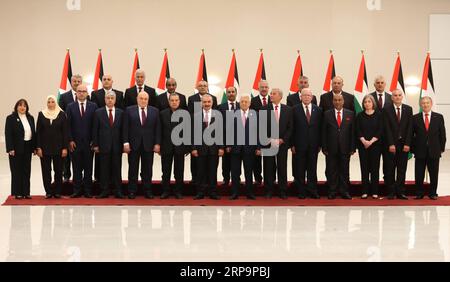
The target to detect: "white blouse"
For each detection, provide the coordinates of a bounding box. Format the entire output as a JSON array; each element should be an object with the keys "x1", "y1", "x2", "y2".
[{"x1": 18, "y1": 114, "x2": 32, "y2": 141}]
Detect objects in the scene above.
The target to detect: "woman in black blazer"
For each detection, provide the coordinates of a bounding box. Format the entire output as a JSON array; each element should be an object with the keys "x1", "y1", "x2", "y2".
[
  {"x1": 36, "y1": 96, "x2": 69, "y2": 198},
  {"x1": 356, "y1": 94, "x2": 383, "y2": 199},
  {"x1": 5, "y1": 99, "x2": 36, "y2": 199}
]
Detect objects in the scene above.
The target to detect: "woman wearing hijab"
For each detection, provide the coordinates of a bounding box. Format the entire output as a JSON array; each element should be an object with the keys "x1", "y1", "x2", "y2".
[
  {"x1": 5, "y1": 99, "x2": 36, "y2": 199},
  {"x1": 36, "y1": 95, "x2": 69, "y2": 198}
]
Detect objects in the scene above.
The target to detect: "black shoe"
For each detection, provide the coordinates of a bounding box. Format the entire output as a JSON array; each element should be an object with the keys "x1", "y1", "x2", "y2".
[
  {"x1": 229, "y1": 194, "x2": 239, "y2": 200},
  {"x1": 341, "y1": 193, "x2": 352, "y2": 200},
  {"x1": 387, "y1": 194, "x2": 395, "y2": 200},
  {"x1": 194, "y1": 194, "x2": 204, "y2": 200},
  {"x1": 298, "y1": 194, "x2": 306, "y2": 199},
  {"x1": 247, "y1": 194, "x2": 256, "y2": 200},
  {"x1": 23, "y1": 195, "x2": 32, "y2": 199},
  {"x1": 328, "y1": 194, "x2": 336, "y2": 200},
  {"x1": 14, "y1": 195, "x2": 23, "y2": 200},
  {"x1": 70, "y1": 192, "x2": 83, "y2": 198},
  {"x1": 397, "y1": 194, "x2": 408, "y2": 200},
  {"x1": 210, "y1": 194, "x2": 221, "y2": 200},
  {"x1": 128, "y1": 193, "x2": 136, "y2": 199},
  {"x1": 255, "y1": 178, "x2": 263, "y2": 186},
  {"x1": 310, "y1": 193, "x2": 320, "y2": 199},
  {"x1": 429, "y1": 195, "x2": 438, "y2": 200},
  {"x1": 160, "y1": 192, "x2": 170, "y2": 199},
  {"x1": 53, "y1": 194, "x2": 62, "y2": 199},
  {"x1": 264, "y1": 192, "x2": 273, "y2": 199},
  {"x1": 415, "y1": 195, "x2": 424, "y2": 200},
  {"x1": 63, "y1": 177, "x2": 70, "y2": 183},
  {"x1": 280, "y1": 193, "x2": 288, "y2": 200},
  {"x1": 114, "y1": 193, "x2": 125, "y2": 199},
  {"x1": 96, "y1": 192, "x2": 109, "y2": 199},
  {"x1": 84, "y1": 193, "x2": 93, "y2": 199},
  {"x1": 174, "y1": 193, "x2": 183, "y2": 199},
  {"x1": 45, "y1": 194, "x2": 52, "y2": 199},
  {"x1": 223, "y1": 179, "x2": 230, "y2": 186},
  {"x1": 145, "y1": 192, "x2": 154, "y2": 199}
]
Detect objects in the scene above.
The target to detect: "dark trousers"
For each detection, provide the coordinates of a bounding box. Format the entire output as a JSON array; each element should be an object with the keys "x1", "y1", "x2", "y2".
[
  {"x1": 358, "y1": 145, "x2": 381, "y2": 195},
  {"x1": 99, "y1": 152, "x2": 122, "y2": 195},
  {"x1": 295, "y1": 148, "x2": 319, "y2": 196},
  {"x1": 9, "y1": 141, "x2": 33, "y2": 196},
  {"x1": 415, "y1": 154, "x2": 440, "y2": 197},
  {"x1": 71, "y1": 147, "x2": 94, "y2": 195},
  {"x1": 63, "y1": 153, "x2": 71, "y2": 180},
  {"x1": 230, "y1": 152, "x2": 254, "y2": 196},
  {"x1": 94, "y1": 154, "x2": 100, "y2": 181},
  {"x1": 263, "y1": 149, "x2": 288, "y2": 195},
  {"x1": 221, "y1": 152, "x2": 231, "y2": 182},
  {"x1": 253, "y1": 155, "x2": 263, "y2": 182},
  {"x1": 128, "y1": 145, "x2": 154, "y2": 194},
  {"x1": 195, "y1": 154, "x2": 219, "y2": 196},
  {"x1": 40, "y1": 155, "x2": 63, "y2": 195},
  {"x1": 161, "y1": 153, "x2": 185, "y2": 194},
  {"x1": 325, "y1": 151, "x2": 350, "y2": 195},
  {"x1": 385, "y1": 144, "x2": 409, "y2": 195},
  {"x1": 190, "y1": 155, "x2": 197, "y2": 183}
]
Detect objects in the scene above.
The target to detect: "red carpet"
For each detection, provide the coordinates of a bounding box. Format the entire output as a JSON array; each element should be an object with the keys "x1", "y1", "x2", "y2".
[{"x1": 3, "y1": 195, "x2": 450, "y2": 206}]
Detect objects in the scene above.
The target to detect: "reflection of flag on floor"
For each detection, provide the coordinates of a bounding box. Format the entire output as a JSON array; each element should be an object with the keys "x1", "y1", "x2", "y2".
[
  {"x1": 289, "y1": 51, "x2": 303, "y2": 94},
  {"x1": 57, "y1": 49, "x2": 72, "y2": 101},
  {"x1": 390, "y1": 52, "x2": 406, "y2": 103},
  {"x1": 251, "y1": 50, "x2": 266, "y2": 97},
  {"x1": 194, "y1": 49, "x2": 208, "y2": 93},
  {"x1": 129, "y1": 49, "x2": 140, "y2": 87},
  {"x1": 322, "y1": 51, "x2": 336, "y2": 93},
  {"x1": 354, "y1": 51, "x2": 369, "y2": 114},
  {"x1": 222, "y1": 50, "x2": 240, "y2": 103},
  {"x1": 92, "y1": 49, "x2": 104, "y2": 91},
  {"x1": 420, "y1": 52, "x2": 435, "y2": 109},
  {"x1": 157, "y1": 50, "x2": 171, "y2": 95}
]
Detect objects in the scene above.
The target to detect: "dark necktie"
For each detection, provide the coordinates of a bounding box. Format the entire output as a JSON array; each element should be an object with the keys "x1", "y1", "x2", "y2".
[
  {"x1": 305, "y1": 106, "x2": 311, "y2": 124},
  {"x1": 109, "y1": 109, "x2": 114, "y2": 127},
  {"x1": 80, "y1": 103, "x2": 85, "y2": 117},
  {"x1": 396, "y1": 107, "x2": 401, "y2": 123},
  {"x1": 262, "y1": 97, "x2": 267, "y2": 107},
  {"x1": 378, "y1": 94, "x2": 383, "y2": 109},
  {"x1": 141, "y1": 107, "x2": 146, "y2": 126},
  {"x1": 230, "y1": 102, "x2": 235, "y2": 111},
  {"x1": 204, "y1": 111, "x2": 209, "y2": 127},
  {"x1": 138, "y1": 86, "x2": 143, "y2": 93}
]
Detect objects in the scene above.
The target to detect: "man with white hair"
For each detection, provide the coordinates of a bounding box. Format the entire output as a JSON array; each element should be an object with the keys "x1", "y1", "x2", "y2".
[{"x1": 124, "y1": 69, "x2": 158, "y2": 108}]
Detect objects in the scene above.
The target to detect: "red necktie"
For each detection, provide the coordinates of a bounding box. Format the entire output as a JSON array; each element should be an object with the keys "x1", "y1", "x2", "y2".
[
  {"x1": 425, "y1": 113, "x2": 430, "y2": 132},
  {"x1": 109, "y1": 109, "x2": 114, "y2": 127},
  {"x1": 305, "y1": 106, "x2": 311, "y2": 124},
  {"x1": 262, "y1": 97, "x2": 267, "y2": 107},
  {"x1": 141, "y1": 107, "x2": 146, "y2": 126},
  {"x1": 337, "y1": 111, "x2": 342, "y2": 128},
  {"x1": 80, "y1": 103, "x2": 85, "y2": 117},
  {"x1": 378, "y1": 94, "x2": 383, "y2": 109},
  {"x1": 396, "y1": 107, "x2": 401, "y2": 123},
  {"x1": 204, "y1": 111, "x2": 209, "y2": 127}
]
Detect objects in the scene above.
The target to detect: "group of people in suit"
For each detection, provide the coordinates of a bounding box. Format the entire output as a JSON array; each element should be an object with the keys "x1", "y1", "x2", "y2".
[{"x1": 4, "y1": 71, "x2": 446, "y2": 201}]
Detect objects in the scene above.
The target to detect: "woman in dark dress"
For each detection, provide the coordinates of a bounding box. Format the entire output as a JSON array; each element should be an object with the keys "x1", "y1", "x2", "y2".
[
  {"x1": 356, "y1": 94, "x2": 383, "y2": 199},
  {"x1": 36, "y1": 95, "x2": 69, "y2": 198},
  {"x1": 5, "y1": 99, "x2": 36, "y2": 199}
]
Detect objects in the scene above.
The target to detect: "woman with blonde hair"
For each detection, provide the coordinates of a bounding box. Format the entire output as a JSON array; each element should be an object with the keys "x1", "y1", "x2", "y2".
[{"x1": 36, "y1": 95, "x2": 69, "y2": 198}]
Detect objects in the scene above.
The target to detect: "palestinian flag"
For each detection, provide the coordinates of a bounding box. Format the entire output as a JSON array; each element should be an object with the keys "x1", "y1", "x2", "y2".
[
  {"x1": 195, "y1": 49, "x2": 208, "y2": 93},
  {"x1": 129, "y1": 49, "x2": 140, "y2": 87},
  {"x1": 222, "y1": 50, "x2": 240, "y2": 103},
  {"x1": 289, "y1": 51, "x2": 304, "y2": 94},
  {"x1": 354, "y1": 52, "x2": 369, "y2": 114},
  {"x1": 389, "y1": 52, "x2": 406, "y2": 103},
  {"x1": 420, "y1": 52, "x2": 435, "y2": 110},
  {"x1": 157, "y1": 50, "x2": 171, "y2": 95},
  {"x1": 92, "y1": 49, "x2": 104, "y2": 91},
  {"x1": 251, "y1": 50, "x2": 266, "y2": 97},
  {"x1": 322, "y1": 51, "x2": 336, "y2": 93},
  {"x1": 57, "y1": 49, "x2": 73, "y2": 101}
]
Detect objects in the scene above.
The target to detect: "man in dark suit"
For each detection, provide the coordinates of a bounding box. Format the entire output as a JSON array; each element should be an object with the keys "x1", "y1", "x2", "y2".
[
  {"x1": 92, "y1": 91, "x2": 125, "y2": 199},
  {"x1": 250, "y1": 80, "x2": 271, "y2": 185},
  {"x1": 291, "y1": 88, "x2": 322, "y2": 199},
  {"x1": 90, "y1": 75, "x2": 124, "y2": 109},
  {"x1": 123, "y1": 69, "x2": 158, "y2": 108},
  {"x1": 218, "y1": 86, "x2": 240, "y2": 186},
  {"x1": 226, "y1": 93, "x2": 257, "y2": 200},
  {"x1": 160, "y1": 93, "x2": 187, "y2": 199},
  {"x1": 319, "y1": 76, "x2": 355, "y2": 113},
  {"x1": 287, "y1": 76, "x2": 318, "y2": 107},
  {"x1": 322, "y1": 94, "x2": 355, "y2": 199},
  {"x1": 191, "y1": 94, "x2": 224, "y2": 200},
  {"x1": 257, "y1": 88, "x2": 293, "y2": 199},
  {"x1": 412, "y1": 96, "x2": 446, "y2": 200},
  {"x1": 187, "y1": 80, "x2": 218, "y2": 185},
  {"x1": 383, "y1": 89, "x2": 413, "y2": 200},
  {"x1": 156, "y1": 78, "x2": 187, "y2": 111},
  {"x1": 123, "y1": 91, "x2": 161, "y2": 199},
  {"x1": 370, "y1": 75, "x2": 393, "y2": 184},
  {"x1": 66, "y1": 84, "x2": 98, "y2": 198},
  {"x1": 58, "y1": 74, "x2": 83, "y2": 182}
]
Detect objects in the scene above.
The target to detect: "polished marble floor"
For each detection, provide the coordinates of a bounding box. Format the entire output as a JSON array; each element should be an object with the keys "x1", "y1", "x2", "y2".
[{"x1": 1, "y1": 153, "x2": 450, "y2": 262}]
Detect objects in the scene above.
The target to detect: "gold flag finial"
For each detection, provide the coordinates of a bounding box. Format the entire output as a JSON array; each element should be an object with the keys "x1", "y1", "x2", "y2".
[
  {"x1": 329, "y1": 49, "x2": 333, "y2": 54},
  {"x1": 134, "y1": 48, "x2": 138, "y2": 52},
  {"x1": 232, "y1": 48, "x2": 235, "y2": 53},
  {"x1": 164, "y1": 48, "x2": 167, "y2": 52},
  {"x1": 98, "y1": 48, "x2": 102, "y2": 52},
  {"x1": 297, "y1": 50, "x2": 300, "y2": 54},
  {"x1": 260, "y1": 48, "x2": 263, "y2": 53}
]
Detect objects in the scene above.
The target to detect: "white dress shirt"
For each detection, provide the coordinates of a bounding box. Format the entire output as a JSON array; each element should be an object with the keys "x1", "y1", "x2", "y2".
[
  {"x1": 302, "y1": 103, "x2": 312, "y2": 115},
  {"x1": 228, "y1": 101, "x2": 237, "y2": 111},
  {"x1": 423, "y1": 111, "x2": 432, "y2": 124},
  {"x1": 394, "y1": 104, "x2": 402, "y2": 120},
  {"x1": 273, "y1": 103, "x2": 281, "y2": 120},
  {"x1": 376, "y1": 92, "x2": 385, "y2": 107},
  {"x1": 18, "y1": 113, "x2": 32, "y2": 141},
  {"x1": 106, "y1": 106, "x2": 116, "y2": 121},
  {"x1": 78, "y1": 100, "x2": 87, "y2": 115},
  {"x1": 203, "y1": 109, "x2": 212, "y2": 125},
  {"x1": 335, "y1": 108, "x2": 343, "y2": 121}
]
